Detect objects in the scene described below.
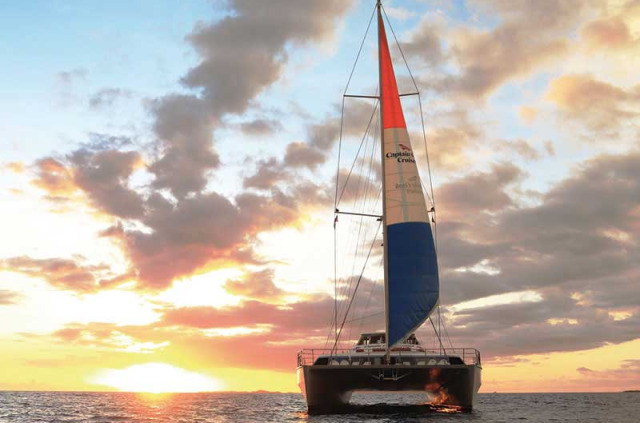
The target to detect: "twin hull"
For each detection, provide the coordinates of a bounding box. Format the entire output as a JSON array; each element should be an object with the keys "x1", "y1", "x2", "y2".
[{"x1": 297, "y1": 363, "x2": 481, "y2": 414}]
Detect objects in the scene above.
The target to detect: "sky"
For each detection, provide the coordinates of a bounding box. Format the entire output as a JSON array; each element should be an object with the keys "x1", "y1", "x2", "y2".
[{"x1": 0, "y1": 0, "x2": 639, "y2": 394}]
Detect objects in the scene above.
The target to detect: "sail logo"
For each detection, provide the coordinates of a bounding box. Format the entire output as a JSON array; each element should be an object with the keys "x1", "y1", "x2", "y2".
[{"x1": 386, "y1": 143, "x2": 416, "y2": 163}]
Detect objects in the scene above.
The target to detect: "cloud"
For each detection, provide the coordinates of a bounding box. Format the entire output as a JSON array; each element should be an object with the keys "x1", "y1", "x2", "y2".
[
  {"x1": 1, "y1": 256, "x2": 128, "y2": 293},
  {"x1": 437, "y1": 162, "x2": 524, "y2": 219},
  {"x1": 420, "y1": 127, "x2": 477, "y2": 170},
  {"x1": 57, "y1": 68, "x2": 87, "y2": 84},
  {"x1": 283, "y1": 142, "x2": 326, "y2": 169},
  {"x1": 446, "y1": 26, "x2": 565, "y2": 98},
  {"x1": 440, "y1": 152, "x2": 640, "y2": 301},
  {"x1": 56, "y1": 68, "x2": 87, "y2": 106},
  {"x1": 183, "y1": 0, "x2": 355, "y2": 116},
  {"x1": 384, "y1": 5, "x2": 416, "y2": 21},
  {"x1": 223, "y1": 268, "x2": 285, "y2": 302},
  {"x1": 0, "y1": 290, "x2": 22, "y2": 305},
  {"x1": 69, "y1": 149, "x2": 145, "y2": 219},
  {"x1": 238, "y1": 118, "x2": 283, "y2": 136},
  {"x1": 146, "y1": 0, "x2": 354, "y2": 199},
  {"x1": 576, "y1": 359, "x2": 640, "y2": 387},
  {"x1": 421, "y1": 150, "x2": 640, "y2": 359},
  {"x1": 335, "y1": 166, "x2": 381, "y2": 206},
  {"x1": 161, "y1": 300, "x2": 323, "y2": 332},
  {"x1": 546, "y1": 74, "x2": 640, "y2": 137},
  {"x1": 31, "y1": 158, "x2": 77, "y2": 199},
  {"x1": 581, "y1": 8, "x2": 639, "y2": 51},
  {"x1": 148, "y1": 94, "x2": 220, "y2": 199},
  {"x1": 101, "y1": 181, "x2": 332, "y2": 289},
  {"x1": 88, "y1": 88, "x2": 133, "y2": 110},
  {"x1": 50, "y1": 323, "x2": 169, "y2": 354},
  {"x1": 400, "y1": 18, "x2": 444, "y2": 66},
  {"x1": 495, "y1": 139, "x2": 542, "y2": 161},
  {"x1": 243, "y1": 158, "x2": 289, "y2": 190},
  {"x1": 30, "y1": 141, "x2": 146, "y2": 219},
  {"x1": 449, "y1": 299, "x2": 639, "y2": 358},
  {"x1": 409, "y1": 0, "x2": 599, "y2": 99},
  {"x1": 1, "y1": 162, "x2": 25, "y2": 173}
]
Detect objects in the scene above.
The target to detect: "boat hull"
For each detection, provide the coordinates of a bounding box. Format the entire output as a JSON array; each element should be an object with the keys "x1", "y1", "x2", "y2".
[{"x1": 297, "y1": 364, "x2": 481, "y2": 414}]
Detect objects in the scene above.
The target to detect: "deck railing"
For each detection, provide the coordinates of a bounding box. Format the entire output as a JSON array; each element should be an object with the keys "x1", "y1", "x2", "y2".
[{"x1": 297, "y1": 348, "x2": 481, "y2": 367}]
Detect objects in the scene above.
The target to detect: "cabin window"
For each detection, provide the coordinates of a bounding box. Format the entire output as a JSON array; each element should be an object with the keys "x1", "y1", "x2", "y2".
[
  {"x1": 314, "y1": 357, "x2": 328, "y2": 365},
  {"x1": 357, "y1": 335, "x2": 370, "y2": 345}
]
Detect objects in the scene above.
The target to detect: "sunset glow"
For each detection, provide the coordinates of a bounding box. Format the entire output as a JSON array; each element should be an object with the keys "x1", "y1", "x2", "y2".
[{"x1": 0, "y1": 0, "x2": 638, "y2": 396}]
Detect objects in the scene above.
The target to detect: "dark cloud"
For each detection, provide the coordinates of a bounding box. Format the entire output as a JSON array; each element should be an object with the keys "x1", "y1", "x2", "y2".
[
  {"x1": 243, "y1": 158, "x2": 289, "y2": 190},
  {"x1": 101, "y1": 181, "x2": 332, "y2": 289},
  {"x1": 283, "y1": 142, "x2": 325, "y2": 169},
  {"x1": 69, "y1": 149, "x2": 145, "y2": 219},
  {"x1": 148, "y1": 94, "x2": 220, "y2": 199},
  {"x1": 110, "y1": 192, "x2": 255, "y2": 289},
  {"x1": 437, "y1": 162, "x2": 524, "y2": 219},
  {"x1": 418, "y1": 151, "x2": 640, "y2": 359},
  {"x1": 447, "y1": 290, "x2": 639, "y2": 358},
  {"x1": 439, "y1": 152, "x2": 640, "y2": 300},
  {"x1": 184, "y1": 0, "x2": 355, "y2": 116},
  {"x1": 400, "y1": 19, "x2": 444, "y2": 66},
  {"x1": 238, "y1": 118, "x2": 283, "y2": 136},
  {"x1": 146, "y1": 0, "x2": 354, "y2": 198},
  {"x1": 82, "y1": 133, "x2": 134, "y2": 151}
]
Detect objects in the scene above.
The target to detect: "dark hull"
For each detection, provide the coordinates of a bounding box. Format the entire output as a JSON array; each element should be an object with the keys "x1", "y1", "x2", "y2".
[{"x1": 297, "y1": 364, "x2": 481, "y2": 414}]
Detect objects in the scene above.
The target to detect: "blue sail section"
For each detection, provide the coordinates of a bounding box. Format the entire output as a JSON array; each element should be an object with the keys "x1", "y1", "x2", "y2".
[{"x1": 387, "y1": 221, "x2": 439, "y2": 347}]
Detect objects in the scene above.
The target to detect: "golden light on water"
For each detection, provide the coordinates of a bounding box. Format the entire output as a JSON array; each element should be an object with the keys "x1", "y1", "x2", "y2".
[{"x1": 91, "y1": 363, "x2": 224, "y2": 393}]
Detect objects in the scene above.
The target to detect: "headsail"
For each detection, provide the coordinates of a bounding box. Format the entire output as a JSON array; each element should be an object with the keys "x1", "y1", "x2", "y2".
[{"x1": 378, "y1": 7, "x2": 439, "y2": 348}]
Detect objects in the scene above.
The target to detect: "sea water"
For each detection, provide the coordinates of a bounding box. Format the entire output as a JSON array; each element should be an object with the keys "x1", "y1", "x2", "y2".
[{"x1": 0, "y1": 391, "x2": 638, "y2": 422}]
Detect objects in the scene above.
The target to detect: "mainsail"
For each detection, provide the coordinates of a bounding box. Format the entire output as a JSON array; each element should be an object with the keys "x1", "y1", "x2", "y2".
[{"x1": 378, "y1": 8, "x2": 439, "y2": 348}]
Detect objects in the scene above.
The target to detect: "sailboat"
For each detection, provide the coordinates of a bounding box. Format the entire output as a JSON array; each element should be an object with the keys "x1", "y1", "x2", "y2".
[{"x1": 297, "y1": 1, "x2": 481, "y2": 414}]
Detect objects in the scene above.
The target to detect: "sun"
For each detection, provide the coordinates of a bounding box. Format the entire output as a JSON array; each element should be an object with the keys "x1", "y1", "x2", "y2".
[{"x1": 91, "y1": 363, "x2": 224, "y2": 393}]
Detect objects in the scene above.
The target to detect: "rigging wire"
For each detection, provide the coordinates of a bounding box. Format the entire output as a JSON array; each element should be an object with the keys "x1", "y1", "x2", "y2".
[
  {"x1": 333, "y1": 105, "x2": 381, "y2": 347},
  {"x1": 355, "y1": 257, "x2": 384, "y2": 336},
  {"x1": 329, "y1": 4, "x2": 377, "y2": 348},
  {"x1": 336, "y1": 99, "x2": 379, "y2": 207},
  {"x1": 331, "y1": 220, "x2": 382, "y2": 355}
]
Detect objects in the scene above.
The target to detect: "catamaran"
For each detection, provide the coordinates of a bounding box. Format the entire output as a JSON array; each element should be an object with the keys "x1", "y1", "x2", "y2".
[{"x1": 296, "y1": 1, "x2": 482, "y2": 414}]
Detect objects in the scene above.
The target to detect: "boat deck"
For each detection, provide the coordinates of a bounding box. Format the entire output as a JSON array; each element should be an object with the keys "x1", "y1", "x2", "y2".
[{"x1": 297, "y1": 347, "x2": 481, "y2": 367}]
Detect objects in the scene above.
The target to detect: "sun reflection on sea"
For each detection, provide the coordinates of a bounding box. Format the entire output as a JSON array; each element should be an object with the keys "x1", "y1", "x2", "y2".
[{"x1": 429, "y1": 404, "x2": 465, "y2": 414}]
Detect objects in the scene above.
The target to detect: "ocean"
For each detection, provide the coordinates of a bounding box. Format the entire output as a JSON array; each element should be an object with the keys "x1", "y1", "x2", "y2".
[{"x1": 0, "y1": 391, "x2": 638, "y2": 423}]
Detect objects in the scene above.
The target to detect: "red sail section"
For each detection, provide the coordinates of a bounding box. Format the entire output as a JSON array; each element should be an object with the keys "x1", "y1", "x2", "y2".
[{"x1": 378, "y1": 12, "x2": 406, "y2": 130}]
